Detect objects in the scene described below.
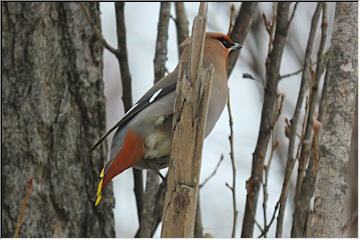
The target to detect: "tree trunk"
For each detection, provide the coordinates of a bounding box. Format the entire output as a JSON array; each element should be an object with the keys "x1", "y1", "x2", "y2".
[
  {"x1": 311, "y1": 2, "x2": 358, "y2": 237},
  {"x1": 2, "y1": 2, "x2": 115, "y2": 237},
  {"x1": 161, "y1": 4, "x2": 211, "y2": 237}
]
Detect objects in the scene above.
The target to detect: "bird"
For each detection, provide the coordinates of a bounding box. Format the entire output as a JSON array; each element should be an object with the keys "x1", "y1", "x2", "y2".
[{"x1": 91, "y1": 32, "x2": 241, "y2": 206}]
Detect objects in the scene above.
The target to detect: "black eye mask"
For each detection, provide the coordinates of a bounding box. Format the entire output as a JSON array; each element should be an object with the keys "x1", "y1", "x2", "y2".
[{"x1": 218, "y1": 37, "x2": 233, "y2": 48}]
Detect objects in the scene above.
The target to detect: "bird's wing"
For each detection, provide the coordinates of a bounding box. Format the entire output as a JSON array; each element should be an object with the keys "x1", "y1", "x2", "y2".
[{"x1": 88, "y1": 67, "x2": 179, "y2": 152}]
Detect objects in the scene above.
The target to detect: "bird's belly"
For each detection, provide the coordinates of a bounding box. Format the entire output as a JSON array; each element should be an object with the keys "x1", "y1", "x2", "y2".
[
  {"x1": 134, "y1": 126, "x2": 172, "y2": 170},
  {"x1": 144, "y1": 130, "x2": 171, "y2": 159}
]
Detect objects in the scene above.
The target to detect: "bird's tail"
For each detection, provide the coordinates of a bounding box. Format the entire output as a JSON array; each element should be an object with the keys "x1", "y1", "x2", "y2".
[
  {"x1": 95, "y1": 168, "x2": 105, "y2": 206},
  {"x1": 95, "y1": 130, "x2": 145, "y2": 206}
]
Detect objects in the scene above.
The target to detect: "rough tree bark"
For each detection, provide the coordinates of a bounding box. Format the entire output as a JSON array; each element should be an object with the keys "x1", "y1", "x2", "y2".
[
  {"x1": 2, "y1": 2, "x2": 114, "y2": 237},
  {"x1": 311, "y1": 2, "x2": 358, "y2": 237},
  {"x1": 161, "y1": 3, "x2": 212, "y2": 237},
  {"x1": 343, "y1": 96, "x2": 358, "y2": 237}
]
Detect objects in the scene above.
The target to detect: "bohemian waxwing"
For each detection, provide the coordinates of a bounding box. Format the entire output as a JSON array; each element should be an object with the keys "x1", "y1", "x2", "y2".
[{"x1": 91, "y1": 32, "x2": 241, "y2": 206}]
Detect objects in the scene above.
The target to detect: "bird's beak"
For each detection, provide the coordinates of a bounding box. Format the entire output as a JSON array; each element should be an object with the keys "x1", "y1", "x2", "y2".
[{"x1": 230, "y1": 43, "x2": 242, "y2": 52}]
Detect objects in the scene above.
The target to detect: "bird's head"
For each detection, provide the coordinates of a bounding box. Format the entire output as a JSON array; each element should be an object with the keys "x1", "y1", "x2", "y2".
[
  {"x1": 179, "y1": 32, "x2": 241, "y2": 60},
  {"x1": 205, "y1": 32, "x2": 242, "y2": 55}
]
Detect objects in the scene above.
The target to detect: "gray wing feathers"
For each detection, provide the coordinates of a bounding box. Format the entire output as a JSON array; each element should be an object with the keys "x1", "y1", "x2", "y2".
[
  {"x1": 88, "y1": 67, "x2": 179, "y2": 152},
  {"x1": 105, "y1": 126, "x2": 128, "y2": 173}
]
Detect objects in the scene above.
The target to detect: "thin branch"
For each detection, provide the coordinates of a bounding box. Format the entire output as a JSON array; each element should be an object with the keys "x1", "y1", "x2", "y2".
[
  {"x1": 275, "y1": 3, "x2": 323, "y2": 237},
  {"x1": 199, "y1": 154, "x2": 224, "y2": 188},
  {"x1": 241, "y1": 3, "x2": 290, "y2": 237},
  {"x1": 115, "y1": 2, "x2": 133, "y2": 111},
  {"x1": 136, "y1": 171, "x2": 160, "y2": 237},
  {"x1": 111, "y1": 3, "x2": 146, "y2": 231},
  {"x1": 280, "y1": 68, "x2": 303, "y2": 80},
  {"x1": 228, "y1": 2, "x2": 258, "y2": 75},
  {"x1": 257, "y1": 202, "x2": 280, "y2": 238},
  {"x1": 14, "y1": 178, "x2": 33, "y2": 238},
  {"x1": 245, "y1": 96, "x2": 283, "y2": 238},
  {"x1": 80, "y1": 2, "x2": 119, "y2": 56},
  {"x1": 278, "y1": 53, "x2": 331, "y2": 80},
  {"x1": 295, "y1": 2, "x2": 328, "y2": 198},
  {"x1": 291, "y1": 4, "x2": 329, "y2": 236},
  {"x1": 133, "y1": 170, "x2": 143, "y2": 221},
  {"x1": 279, "y1": 60, "x2": 319, "y2": 80},
  {"x1": 169, "y1": 14, "x2": 176, "y2": 22},
  {"x1": 260, "y1": 91, "x2": 283, "y2": 238},
  {"x1": 227, "y1": 4, "x2": 235, "y2": 36},
  {"x1": 227, "y1": 90, "x2": 238, "y2": 238},
  {"x1": 286, "y1": 2, "x2": 299, "y2": 31},
  {"x1": 174, "y1": 2, "x2": 189, "y2": 58},
  {"x1": 154, "y1": 2, "x2": 171, "y2": 83},
  {"x1": 265, "y1": 3, "x2": 277, "y2": 57}
]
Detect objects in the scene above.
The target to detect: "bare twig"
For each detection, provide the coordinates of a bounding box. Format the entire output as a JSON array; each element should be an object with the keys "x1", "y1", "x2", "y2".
[
  {"x1": 200, "y1": 154, "x2": 224, "y2": 188},
  {"x1": 291, "y1": 4, "x2": 329, "y2": 236},
  {"x1": 137, "y1": 171, "x2": 160, "y2": 237},
  {"x1": 279, "y1": 61, "x2": 319, "y2": 80},
  {"x1": 260, "y1": 91, "x2": 283, "y2": 238},
  {"x1": 312, "y1": 114, "x2": 322, "y2": 176},
  {"x1": 80, "y1": 3, "x2": 119, "y2": 56},
  {"x1": 264, "y1": 3, "x2": 277, "y2": 62},
  {"x1": 280, "y1": 67, "x2": 303, "y2": 80},
  {"x1": 275, "y1": 3, "x2": 323, "y2": 237},
  {"x1": 115, "y1": 2, "x2": 133, "y2": 111},
  {"x1": 174, "y1": 2, "x2": 189, "y2": 58},
  {"x1": 227, "y1": 90, "x2": 238, "y2": 238},
  {"x1": 114, "y1": 3, "x2": 147, "y2": 229},
  {"x1": 14, "y1": 178, "x2": 33, "y2": 238},
  {"x1": 84, "y1": 1, "x2": 145, "y2": 226},
  {"x1": 241, "y1": 3, "x2": 290, "y2": 237},
  {"x1": 227, "y1": 4, "x2": 235, "y2": 36},
  {"x1": 286, "y1": 2, "x2": 299, "y2": 31},
  {"x1": 261, "y1": 140, "x2": 278, "y2": 238},
  {"x1": 132, "y1": 170, "x2": 143, "y2": 223},
  {"x1": 295, "y1": 2, "x2": 328, "y2": 198},
  {"x1": 228, "y1": 2, "x2": 258, "y2": 75},
  {"x1": 258, "y1": 202, "x2": 279, "y2": 238},
  {"x1": 154, "y1": 2, "x2": 171, "y2": 84}
]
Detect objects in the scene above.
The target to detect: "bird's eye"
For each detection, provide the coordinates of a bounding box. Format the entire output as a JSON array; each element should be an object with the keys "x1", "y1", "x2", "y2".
[{"x1": 218, "y1": 38, "x2": 232, "y2": 48}]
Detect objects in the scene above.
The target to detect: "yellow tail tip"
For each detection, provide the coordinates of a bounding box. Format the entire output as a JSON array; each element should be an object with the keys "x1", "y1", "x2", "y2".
[
  {"x1": 100, "y1": 168, "x2": 105, "y2": 178},
  {"x1": 95, "y1": 194, "x2": 102, "y2": 207},
  {"x1": 97, "y1": 178, "x2": 103, "y2": 196},
  {"x1": 95, "y1": 168, "x2": 105, "y2": 207}
]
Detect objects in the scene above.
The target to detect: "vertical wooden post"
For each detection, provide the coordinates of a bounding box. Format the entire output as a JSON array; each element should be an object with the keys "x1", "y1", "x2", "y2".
[{"x1": 161, "y1": 3, "x2": 212, "y2": 237}]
